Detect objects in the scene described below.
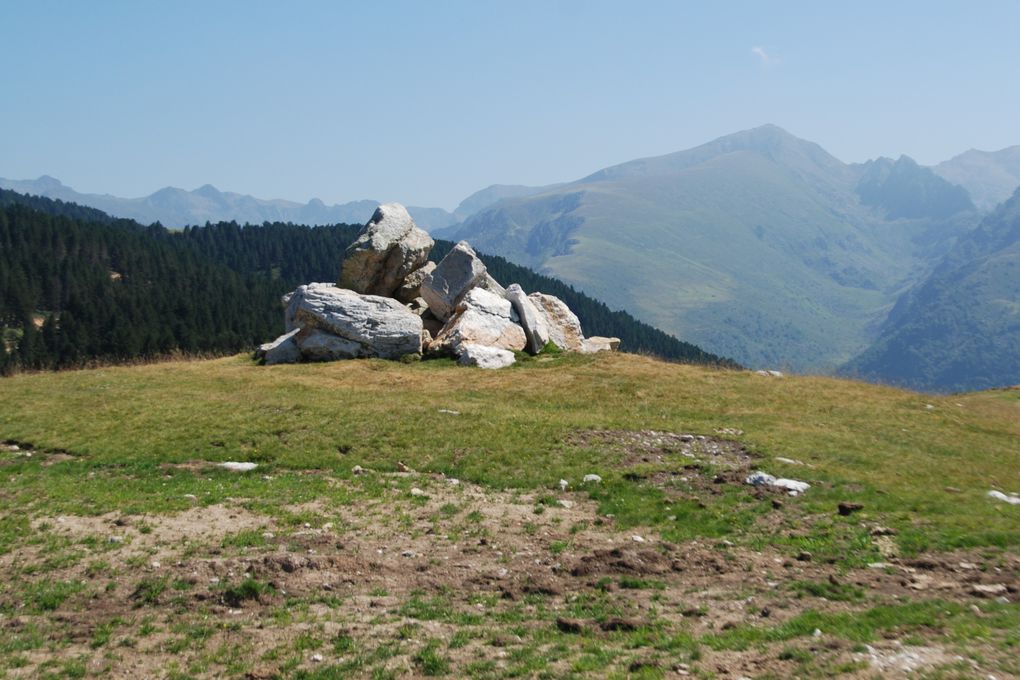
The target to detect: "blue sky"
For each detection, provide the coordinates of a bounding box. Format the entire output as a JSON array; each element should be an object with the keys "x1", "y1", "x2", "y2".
[{"x1": 2, "y1": 1, "x2": 1019, "y2": 209}]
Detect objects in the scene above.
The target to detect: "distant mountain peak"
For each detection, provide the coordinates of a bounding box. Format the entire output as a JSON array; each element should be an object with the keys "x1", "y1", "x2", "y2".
[
  {"x1": 193, "y1": 184, "x2": 222, "y2": 198},
  {"x1": 934, "y1": 146, "x2": 1020, "y2": 211},
  {"x1": 581, "y1": 124, "x2": 845, "y2": 186},
  {"x1": 857, "y1": 153, "x2": 974, "y2": 220},
  {"x1": 34, "y1": 174, "x2": 66, "y2": 189}
]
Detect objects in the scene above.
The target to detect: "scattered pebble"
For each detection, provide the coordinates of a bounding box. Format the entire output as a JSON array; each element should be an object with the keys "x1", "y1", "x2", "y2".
[
  {"x1": 410, "y1": 487, "x2": 426, "y2": 497},
  {"x1": 988, "y1": 490, "x2": 1020, "y2": 506},
  {"x1": 631, "y1": 535, "x2": 646, "y2": 543},
  {"x1": 401, "y1": 550, "x2": 417, "y2": 558},
  {"x1": 559, "y1": 479, "x2": 569, "y2": 491},
  {"x1": 351, "y1": 465, "x2": 365, "y2": 475},
  {"x1": 107, "y1": 535, "x2": 124, "y2": 544},
  {"x1": 745, "y1": 471, "x2": 810, "y2": 496},
  {"x1": 396, "y1": 461, "x2": 410, "y2": 472},
  {"x1": 971, "y1": 584, "x2": 1008, "y2": 597},
  {"x1": 838, "y1": 501, "x2": 864, "y2": 516},
  {"x1": 310, "y1": 653, "x2": 323, "y2": 663},
  {"x1": 812, "y1": 628, "x2": 822, "y2": 637},
  {"x1": 557, "y1": 500, "x2": 574, "y2": 509},
  {"x1": 582, "y1": 474, "x2": 602, "y2": 484},
  {"x1": 447, "y1": 478, "x2": 460, "y2": 485},
  {"x1": 217, "y1": 462, "x2": 258, "y2": 472}
]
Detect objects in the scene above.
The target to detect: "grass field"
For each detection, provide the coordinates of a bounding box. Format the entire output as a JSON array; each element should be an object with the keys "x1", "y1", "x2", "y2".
[{"x1": 0, "y1": 352, "x2": 1017, "y2": 678}]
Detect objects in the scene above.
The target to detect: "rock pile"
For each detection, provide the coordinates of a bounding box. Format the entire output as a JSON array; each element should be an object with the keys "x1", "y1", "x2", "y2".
[{"x1": 256, "y1": 203, "x2": 618, "y2": 368}]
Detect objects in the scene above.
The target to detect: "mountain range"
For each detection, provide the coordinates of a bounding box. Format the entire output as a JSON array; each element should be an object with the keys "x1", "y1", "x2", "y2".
[
  {"x1": 0, "y1": 175, "x2": 578, "y2": 234},
  {"x1": 0, "y1": 176, "x2": 460, "y2": 232},
  {"x1": 441, "y1": 125, "x2": 991, "y2": 373},
  {"x1": 5, "y1": 125, "x2": 1019, "y2": 390}
]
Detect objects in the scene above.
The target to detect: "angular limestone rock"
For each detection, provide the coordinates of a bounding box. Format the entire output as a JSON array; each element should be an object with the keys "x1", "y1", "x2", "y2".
[
  {"x1": 476, "y1": 272, "x2": 507, "y2": 300},
  {"x1": 506, "y1": 284, "x2": 549, "y2": 354},
  {"x1": 255, "y1": 329, "x2": 302, "y2": 365},
  {"x1": 421, "y1": 241, "x2": 489, "y2": 321},
  {"x1": 295, "y1": 328, "x2": 363, "y2": 361},
  {"x1": 431, "y1": 287, "x2": 526, "y2": 355},
  {"x1": 582, "y1": 336, "x2": 621, "y2": 354},
  {"x1": 285, "y1": 283, "x2": 422, "y2": 359},
  {"x1": 396, "y1": 261, "x2": 436, "y2": 304},
  {"x1": 457, "y1": 343, "x2": 516, "y2": 369},
  {"x1": 339, "y1": 203, "x2": 434, "y2": 297},
  {"x1": 529, "y1": 292, "x2": 585, "y2": 352}
]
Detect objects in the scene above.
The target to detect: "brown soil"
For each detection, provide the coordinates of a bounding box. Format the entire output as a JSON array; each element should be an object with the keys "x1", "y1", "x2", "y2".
[{"x1": 1, "y1": 439, "x2": 1017, "y2": 677}]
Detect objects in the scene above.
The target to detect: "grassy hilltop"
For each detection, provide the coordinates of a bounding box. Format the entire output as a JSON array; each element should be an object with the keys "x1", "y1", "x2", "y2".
[{"x1": 0, "y1": 353, "x2": 1018, "y2": 678}]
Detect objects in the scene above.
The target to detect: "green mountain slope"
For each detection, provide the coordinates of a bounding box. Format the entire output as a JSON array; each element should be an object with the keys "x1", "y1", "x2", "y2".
[
  {"x1": 448, "y1": 125, "x2": 979, "y2": 370},
  {"x1": 934, "y1": 146, "x2": 1020, "y2": 212},
  {"x1": 844, "y1": 189, "x2": 1020, "y2": 392}
]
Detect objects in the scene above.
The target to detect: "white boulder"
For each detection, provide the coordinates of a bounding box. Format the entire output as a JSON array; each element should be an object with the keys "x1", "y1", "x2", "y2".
[
  {"x1": 285, "y1": 283, "x2": 422, "y2": 359},
  {"x1": 528, "y1": 292, "x2": 585, "y2": 352},
  {"x1": 396, "y1": 261, "x2": 437, "y2": 303},
  {"x1": 582, "y1": 336, "x2": 621, "y2": 353},
  {"x1": 431, "y1": 287, "x2": 526, "y2": 355},
  {"x1": 506, "y1": 284, "x2": 550, "y2": 354},
  {"x1": 339, "y1": 203, "x2": 434, "y2": 297},
  {"x1": 256, "y1": 329, "x2": 301, "y2": 365},
  {"x1": 421, "y1": 241, "x2": 491, "y2": 321},
  {"x1": 457, "y1": 344, "x2": 516, "y2": 369}
]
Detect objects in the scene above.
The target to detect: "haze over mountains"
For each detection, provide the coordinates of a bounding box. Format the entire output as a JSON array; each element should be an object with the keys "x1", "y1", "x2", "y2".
[
  {"x1": 5, "y1": 125, "x2": 1019, "y2": 390},
  {"x1": 934, "y1": 146, "x2": 1020, "y2": 212},
  {"x1": 442, "y1": 125, "x2": 992, "y2": 374},
  {"x1": 845, "y1": 188, "x2": 1020, "y2": 392},
  {"x1": 0, "y1": 176, "x2": 461, "y2": 232}
]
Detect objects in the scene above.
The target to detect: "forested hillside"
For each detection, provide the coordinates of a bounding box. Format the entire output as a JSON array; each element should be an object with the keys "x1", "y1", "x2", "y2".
[
  {"x1": 843, "y1": 188, "x2": 1020, "y2": 392},
  {"x1": 0, "y1": 190, "x2": 732, "y2": 373}
]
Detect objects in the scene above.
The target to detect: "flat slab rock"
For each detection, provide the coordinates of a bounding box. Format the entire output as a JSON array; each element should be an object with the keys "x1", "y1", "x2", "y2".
[
  {"x1": 282, "y1": 283, "x2": 422, "y2": 361},
  {"x1": 255, "y1": 328, "x2": 301, "y2": 365}
]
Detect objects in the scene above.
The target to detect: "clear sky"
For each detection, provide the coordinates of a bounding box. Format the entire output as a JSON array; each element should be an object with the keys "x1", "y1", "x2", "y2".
[{"x1": 2, "y1": 1, "x2": 1019, "y2": 209}]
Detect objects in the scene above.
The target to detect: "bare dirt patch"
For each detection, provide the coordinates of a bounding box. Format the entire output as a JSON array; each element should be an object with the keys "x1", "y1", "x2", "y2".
[
  {"x1": 567, "y1": 428, "x2": 754, "y2": 470},
  {"x1": 2, "y1": 463, "x2": 1017, "y2": 678}
]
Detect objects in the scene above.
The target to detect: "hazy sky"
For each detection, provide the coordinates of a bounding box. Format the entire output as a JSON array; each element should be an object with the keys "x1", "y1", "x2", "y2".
[{"x1": 2, "y1": 1, "x2": 1019, "y2": 209}]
